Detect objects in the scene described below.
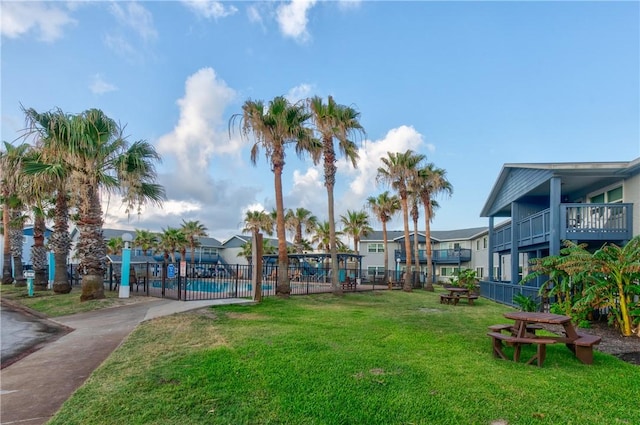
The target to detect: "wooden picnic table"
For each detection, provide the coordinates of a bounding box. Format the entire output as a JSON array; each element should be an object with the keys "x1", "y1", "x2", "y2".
[
  {"x1": 488, "y1": 312, "x2": 601, "y2": 366},
  {"x1": 440, "y1": 287, "x2": 478, "y2": 305}
]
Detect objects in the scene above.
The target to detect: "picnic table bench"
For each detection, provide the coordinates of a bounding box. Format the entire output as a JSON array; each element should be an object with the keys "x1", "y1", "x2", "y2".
[
  {"x1": 341, "y1": 277, "x2": 357, "y2": 291},
  {"x1": 440, "y1": 287, "x2": 478, "y2": 305},
  {"x1": 488, "y1": 312, "x2": 602, "y2": 366}
]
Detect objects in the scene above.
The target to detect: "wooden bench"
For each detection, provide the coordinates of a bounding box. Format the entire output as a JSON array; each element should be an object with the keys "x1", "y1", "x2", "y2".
[
  {"x1": 341, "y1": 277, "x2": 357, "y2": 291},
  {"x1": 487, "y1": 332, "x2": 557, "y2": 367},
  {"x1": 571, "y1": 333, "x2": 602, "y2": 365},
  {"x1": 464, "y1": 295, "x2": 479, "y2": 305},
  {"x1": 440, "y1": 294, "x2": 458, "y2": 305}
]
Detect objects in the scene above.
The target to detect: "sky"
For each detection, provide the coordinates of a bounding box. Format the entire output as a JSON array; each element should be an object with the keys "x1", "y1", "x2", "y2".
[{"x1": 2, "y1": 0, "x2": 639, "y2": 243}]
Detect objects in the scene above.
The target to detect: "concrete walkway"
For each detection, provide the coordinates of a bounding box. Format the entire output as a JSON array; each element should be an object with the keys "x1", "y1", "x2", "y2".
[{"x1": 0, "y1": 297, "x2": 253, "y2": 425}]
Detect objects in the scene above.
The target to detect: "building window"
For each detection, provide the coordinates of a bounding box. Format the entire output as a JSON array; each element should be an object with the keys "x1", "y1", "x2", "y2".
[
  {"x1": 476, "y1": 267, "x2": 484, "y2": 278},
  {"x1": 367, "y1": 243, "x2": 384, "y2": 253},
  {"x1": 607, "y1": 186, "x2": 623, "y2": 203},
  {"x1": 367, "y1": 266, "x2": 385, "y2": 277},
  {"x1": 441, "y1": 267, "x2": 455, "y2": 277},
  {"x1": 476, "y1": 240, "x2": 480, "y2": 250},
  {"x1": 483, "y1": 237, "x2": 487, "y2": 249}
]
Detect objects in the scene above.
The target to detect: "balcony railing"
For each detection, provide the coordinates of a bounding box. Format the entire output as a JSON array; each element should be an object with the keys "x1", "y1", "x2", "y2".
[
  {"x1": 491, "y1": 203, "x2": 633, "y2": 252},
  {"x1": 394, "y1": 248, "x2": 472, "y2": 263}
]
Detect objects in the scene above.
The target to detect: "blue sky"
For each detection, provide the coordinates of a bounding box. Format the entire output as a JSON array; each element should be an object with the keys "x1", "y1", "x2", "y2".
[{"x1": 2, "y1": 1, "x2": 639, "y2": 243}]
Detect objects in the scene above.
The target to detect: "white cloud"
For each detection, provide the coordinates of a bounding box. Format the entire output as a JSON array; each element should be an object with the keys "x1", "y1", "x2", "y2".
[
  {"x1": 182, "y1": 0, "x2": 238, "y2": 19},
  {"x1": 337, "y1": 0, "x2": 362, "y2": 11},
  {"x1": 157, "y1": 68, "x2": 238, "y2": 172},
  {"x1": 247, "y1": 5, "x2": 263, "y2": 25},
  {"x1": 1, "y1": 2, "x2": 76, "y2": 42},
  {"x1": 276, "y1": 0, "x2": 317, "y2": 43},
  {"x1": 109, "y1": 1, "x2": 158, "y2": 42},
  {"x1": 104, "y1": 33, "x2": 136, "y2": 57},
  {"x1": 340, "y1": 125, "x2": 432, "y2": 197},
  {"x1": 285, "y1": 83, "x2": 314, "y2": 103},
  {"x1": 89, "y1": 74, "x2": 117, "y2": 94}
]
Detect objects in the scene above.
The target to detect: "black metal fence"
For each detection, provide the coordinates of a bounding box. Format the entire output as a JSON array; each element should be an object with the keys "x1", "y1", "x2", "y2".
[{"x1": 80, "y1": 262, "x2": 399, "y2": 301}]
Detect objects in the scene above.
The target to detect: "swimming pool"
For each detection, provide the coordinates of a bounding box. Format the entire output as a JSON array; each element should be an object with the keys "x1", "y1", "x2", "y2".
[{"x1": 151, "y1": 280, "x2": 273, "y2": 293}]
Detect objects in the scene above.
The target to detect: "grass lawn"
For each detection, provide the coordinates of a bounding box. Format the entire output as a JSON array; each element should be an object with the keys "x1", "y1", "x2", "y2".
[
  {"x1": 0, "y1": 284, "x2": 148, "y2": 317},
  {"x1": 22, "y1": 290, "x2": 640, "y2": 424}
]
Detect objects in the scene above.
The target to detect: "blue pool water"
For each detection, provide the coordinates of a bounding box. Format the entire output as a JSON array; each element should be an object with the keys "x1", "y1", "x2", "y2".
[{"x1": 151, "y1": 280, "x2": 273, "y2": 293}]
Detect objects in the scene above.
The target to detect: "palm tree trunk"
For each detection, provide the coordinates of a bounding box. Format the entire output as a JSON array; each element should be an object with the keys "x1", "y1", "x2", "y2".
[
  {"x1": 424, "y1": 209, "x2": 435, "y2": 291},
  {"x1": 2, "y1": 195, "x2": 14, "y2": 284},
  {"x1": 412, "y1": 212, "x2": 420, "y2": 289},
  {"x1": 10, "y1": 215, "x2": 25, "y2": 287},
  {"x1": 324, "y1": 142, "x2": 341, "y2": 295},
  {"x1": 401, "y1": 196, "x2": 412, "y2": 292},
  {"x1": 382, "y1": 221, "x2": 389, "y2": 286},
  {"x1": 51, "y1": 190, "x2": 71, "y2": 293},
  {"x1": 32, "y1": 215, "x2": 48, "y2": 290},
  {"x1": 77, "y1": 188, "x2": 106, "y2": 301},
  {"x1": 273, "y1": 159, "x2": 290, "y2": 296}
]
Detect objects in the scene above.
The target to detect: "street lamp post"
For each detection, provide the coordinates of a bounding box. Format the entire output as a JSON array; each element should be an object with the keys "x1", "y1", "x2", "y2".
[{"x1": 119, "y1": 233, "x2": 133, "y2": 299}]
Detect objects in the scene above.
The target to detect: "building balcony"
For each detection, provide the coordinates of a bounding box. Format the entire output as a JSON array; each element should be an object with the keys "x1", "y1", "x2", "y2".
[
  {"x1": 492, "y1": 203, "x2": 633, "y2": 252},
  {"x1": 394, "y1": 248, "x2": 472, "y2": 264}
]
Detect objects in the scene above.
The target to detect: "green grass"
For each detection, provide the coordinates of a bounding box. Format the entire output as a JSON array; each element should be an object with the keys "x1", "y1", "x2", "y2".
[
  {"x1": 37, "y1": 291, "x2": 640, "y2": 424},
  {"x1": 0, "y1": 284, "x2": 146, "y2": 317}
]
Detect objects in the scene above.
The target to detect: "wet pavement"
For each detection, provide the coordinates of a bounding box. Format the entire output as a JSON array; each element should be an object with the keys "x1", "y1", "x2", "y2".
[{"x1": 1, "y1": 301, "x2": 71, "y2": 369}]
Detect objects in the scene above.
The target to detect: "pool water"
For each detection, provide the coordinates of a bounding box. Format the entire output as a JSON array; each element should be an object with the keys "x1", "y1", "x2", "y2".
[{"x1": 151, "y1": 280, "x2": 273, "y2": 293}]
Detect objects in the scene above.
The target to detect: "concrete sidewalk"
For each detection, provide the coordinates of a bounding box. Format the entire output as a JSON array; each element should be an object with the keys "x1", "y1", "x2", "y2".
[{"x1": 0, "y1": 297, "x2": 253, "y2": 425}]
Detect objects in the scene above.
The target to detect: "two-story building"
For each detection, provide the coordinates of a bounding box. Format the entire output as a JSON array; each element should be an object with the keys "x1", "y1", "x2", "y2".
[
  {"x1": 480, "y1": 158, "x2": 639, "y2": 306},
  {"x1": 359, "y1": 227, "x2": 489, "y2": 283}
]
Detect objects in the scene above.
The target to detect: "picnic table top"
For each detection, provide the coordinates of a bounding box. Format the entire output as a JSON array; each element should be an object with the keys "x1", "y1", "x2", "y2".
[{"x1": 503, "y1": 311, "x2": 572, "y2": 325}]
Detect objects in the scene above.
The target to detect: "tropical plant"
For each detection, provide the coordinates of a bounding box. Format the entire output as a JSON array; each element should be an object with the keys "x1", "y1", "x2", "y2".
[
  {"x1": 339, "y1": 209, "x2": 372, "y2": 253},
  {"x1": 414, "y1": 163, "x2": 452, "y2": 291},
  {"x1": 513, "y1": 293, "x2": 539, "y2": 312},
  {"x1": 308, "y1": 95, "x2": 365, "y2": 295},
  {"x1": 521, "y1": 250, "x2": 575, "y2": 317},
  {"x1": 181, "y1": 219, "x2": 208, "y2": 267},
  {"x1": 285, "y1": 208, "x2": 317, "y2": 254},
  {"x1": 230, "y1": 96, "x2": 319, "y2": 296},
  {"x1": 367, "y1": 191, "x2": 400, "y2": 285},
  {"x1": 559, "y1": 237, "x2": 640, "y2": 337},
  {"x1": 377, "y1": 150, "x2": 424, "y2": 291},
  {"x1": 451, "y1": 268, "x2": 479, "y2": 293}
]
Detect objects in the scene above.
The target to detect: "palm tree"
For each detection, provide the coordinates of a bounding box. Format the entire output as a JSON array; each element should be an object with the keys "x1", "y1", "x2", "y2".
[
  {"x1": 230, "y1": 96, "x2": 319, "y2": 296},
  {"x1": 23, "y1": 107, "x2": 165, "y2": 298},
  {"x1": 22, "y1": 108, "x2": 74, "y2": 293},
  {"x1": 285, "y1": 208, "x2": 317, "y2": 253},
  {"x1": 181, "y1": 219, "x2": 208, "y2": 269},
  {"x1": 67, "y1": 109, "x2": 165, "y2": 301},
  {"x1": 134, "y1": 229, "x2": 158, "y2": 256},
  {"x1": 308, "y1": 95, "x2": 365, "y2": 294},
  {"x1": 340, "y1": 209, "x2": 372, "y2": 253},
  {"x1": 367, "y1": 191, "x2": 400, "y2": 284},
  {"x1": 415, "y1": 164, "x2": 453, "y2": 290},
  {"x1": 0, "y1": 141, "x2": 30, "y2": 285},
  {"x1": 158, "y1": 227, "x2": 187, "y2": 264},
  {"x1": 311, "y1": 221, "x2": 333, "y2": 253},
  {"x1": 377, "y1": 150, "x2": 425, "y2": 291},
  {"x1": 242, "y1": 210, "x2": 274, "y2": 238},
  {"x1": 107, "y1": 236, "x2": 124, "y2": 255}
]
